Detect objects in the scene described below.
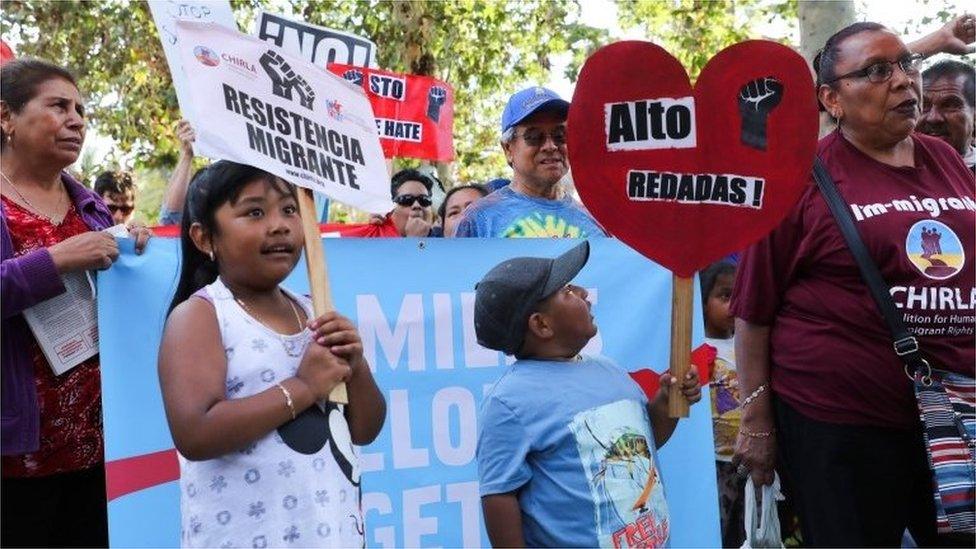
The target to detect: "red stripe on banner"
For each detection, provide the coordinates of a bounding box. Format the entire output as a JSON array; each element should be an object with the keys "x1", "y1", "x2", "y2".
[
  {"x1": 151, "y1": 224, "x2": 180, "y2": 237},
  {"x1": 105, "y1": 448, "x2": 180, "y2": 501},
  {"x1": 326, "y1": 63, "x2": 455, "y2": 162},
  {"x1": 151, "y1": 220, "x2": 400, "y2": 239}
]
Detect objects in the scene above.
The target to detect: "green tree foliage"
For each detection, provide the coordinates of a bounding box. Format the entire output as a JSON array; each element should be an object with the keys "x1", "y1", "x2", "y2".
[
  {"x1": 889, "y1": 0, "x2": 956, "y2": 35},
  {"x1": 3, "y1": 0, "x2": 183, "y2": 168},
  {"x1": 615, "y1": 0, "x2": 798, "y2": 81},
  {"x1": 1, "y1": 0, "x2": 605, "y2": 186},
  {"x1": 265, "y1": 0, "x2": 608, "y2": 183}
]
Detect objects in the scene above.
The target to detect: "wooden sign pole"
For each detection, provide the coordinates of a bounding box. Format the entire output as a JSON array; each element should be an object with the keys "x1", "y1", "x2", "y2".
[
  {"x1": 296, "y1": 187, "x2": 348, "y2": 404},
  {"x1": 668, "y1": 274, "x2": 693, "y2": 418}
]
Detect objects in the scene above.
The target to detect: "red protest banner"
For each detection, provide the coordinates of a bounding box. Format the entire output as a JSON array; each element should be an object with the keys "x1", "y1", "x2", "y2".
[
  {"x1": 151, "y1": 220, "x2": 399, "y2": 238},
  {"x1": 328, "y1": 63, "x2": 454, "y2": 162}
]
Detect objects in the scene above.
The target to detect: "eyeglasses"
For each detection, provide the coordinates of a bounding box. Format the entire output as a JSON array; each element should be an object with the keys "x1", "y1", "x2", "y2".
[
  {"x1": 513, "y1": 127, "x2": 567, "y2": 147},
  {"x1": 393, "y1": 194, "x2": 432, "y2": 207},
  {"x1": 107, "y1": 204, "x2": 134, "y2": 215},
  {"x1": 825, "y1": 53, "x2": 922, "y2": 85}
]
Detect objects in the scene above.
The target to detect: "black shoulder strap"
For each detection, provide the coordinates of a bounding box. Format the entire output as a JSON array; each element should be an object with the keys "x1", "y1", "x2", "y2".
[{"x1": 811, "y1": 157, "x2": 927, "y2": 372}]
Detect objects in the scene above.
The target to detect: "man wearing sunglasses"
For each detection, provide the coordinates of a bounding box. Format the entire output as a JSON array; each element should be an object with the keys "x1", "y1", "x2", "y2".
[
  {"x1": 454, "y1": 87, "x2": 606, "y2": 238},
  {"x1": 389, "y1": 168, "x2": 436, "y2": 237},
  {"x1": 93, "y1": 170, "x2": 136, "y2": 225}
]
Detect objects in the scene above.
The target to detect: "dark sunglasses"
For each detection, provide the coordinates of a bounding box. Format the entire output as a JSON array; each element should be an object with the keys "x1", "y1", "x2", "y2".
[
  {"x1": 107, "y1": 204, "x2": 134, "y2": 215},
  {"x1": 513, "y1": 127, "x2": 568, "y2": 147},
  {"x1": 393, "y1": 194, "x2": 432, "y2": 207},
  {"x1": 825, "y1": 53, "x2": 922, "y2": 85}
]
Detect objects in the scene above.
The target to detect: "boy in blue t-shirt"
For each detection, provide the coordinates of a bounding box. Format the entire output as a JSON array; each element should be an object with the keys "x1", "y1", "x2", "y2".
[{"x1": 474, "y1": 241, "x2": 701, "y2": 547}]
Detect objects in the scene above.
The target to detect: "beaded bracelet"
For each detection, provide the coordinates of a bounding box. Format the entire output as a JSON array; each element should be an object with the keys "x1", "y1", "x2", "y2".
[
  {"x1": 276, "y1": 383, "x2": 297, "y2": 420},
  {"x1": 740, "y1": 383, "x2": 768, "y2": 409},
  {"x1": 740, "y1": 428, "x2": 775, "y2": 438}
]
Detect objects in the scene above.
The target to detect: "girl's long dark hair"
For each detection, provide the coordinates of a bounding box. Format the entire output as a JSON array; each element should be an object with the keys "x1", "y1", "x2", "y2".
[{"x1": 167, "y1": 161, "x2": 293, "y2": 315}]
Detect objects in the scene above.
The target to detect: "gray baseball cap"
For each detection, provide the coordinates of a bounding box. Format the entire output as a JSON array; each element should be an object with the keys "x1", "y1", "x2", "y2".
[{"x1": 474, "y1": 241, "x2": 590, "y2": 355}]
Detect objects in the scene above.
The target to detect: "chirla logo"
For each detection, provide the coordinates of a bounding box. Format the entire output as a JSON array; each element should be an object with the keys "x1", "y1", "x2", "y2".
[
  {"x1": 905, "y1": 220, "x2": 965, "y2": 280},
  {"x1": 326, "y1": 99, "x2": 344, "y2": 121},
  {"x1": 258, "y1": 50, "x2": 315, "y2": 110},
  {"x1": 194, "y1": 45, "x2": 220, "y2": 67}
]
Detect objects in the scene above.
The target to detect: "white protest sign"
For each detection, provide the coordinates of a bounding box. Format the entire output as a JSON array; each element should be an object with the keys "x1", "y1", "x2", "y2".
[
  {"x1": 176, "y1": 21, "x2": 394, "y2": 214},
  {"x1": 254, "y1": 11, "x2": 378, "y2": 68},
  {"x1": 148, "y1": 0, "x2": 237, "y2": 117}
]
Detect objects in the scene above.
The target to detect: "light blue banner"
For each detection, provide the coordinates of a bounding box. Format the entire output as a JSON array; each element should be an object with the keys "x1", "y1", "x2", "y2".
[{"x1": 99, "y1": 237, "x2": 719, "y2": 547}]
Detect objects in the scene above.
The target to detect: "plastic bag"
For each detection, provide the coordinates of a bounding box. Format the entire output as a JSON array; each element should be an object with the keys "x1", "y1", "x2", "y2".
[{"x1": 741, "y1": 472, "x2": 785, "y2": 549}]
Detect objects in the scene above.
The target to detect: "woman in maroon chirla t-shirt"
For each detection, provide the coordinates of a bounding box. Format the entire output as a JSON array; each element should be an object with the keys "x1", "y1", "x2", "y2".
[
  {"x1": 0, "y1": 59, "x2": 150, "y2": 547},
  {"x1": 730, "y1": 20, "x2": 975, "y2": 548}
]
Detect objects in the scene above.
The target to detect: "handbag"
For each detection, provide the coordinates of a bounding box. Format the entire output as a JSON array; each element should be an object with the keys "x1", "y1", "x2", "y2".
[{"x1": 813, "y1": 157, "x2": 975, "y2": 534}]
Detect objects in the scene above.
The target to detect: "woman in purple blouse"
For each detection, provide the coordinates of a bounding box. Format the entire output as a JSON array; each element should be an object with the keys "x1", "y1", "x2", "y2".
[{"x1": 0, "y1": 58, "x2": 150, "y2": 547}]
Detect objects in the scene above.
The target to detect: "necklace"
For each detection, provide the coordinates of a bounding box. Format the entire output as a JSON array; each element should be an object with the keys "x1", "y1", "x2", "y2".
[
  {"x1": 1, "y1": 172, "x2": 67, "y2": 223},
  {"x1": 234, "y1": 290, "x2": 305, "y2": 333}
]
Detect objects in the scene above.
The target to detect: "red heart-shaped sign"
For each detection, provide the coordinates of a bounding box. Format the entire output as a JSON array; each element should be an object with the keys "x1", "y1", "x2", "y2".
[{"x1": 568, "y1": 41, "x2": 818, "y2": 277}]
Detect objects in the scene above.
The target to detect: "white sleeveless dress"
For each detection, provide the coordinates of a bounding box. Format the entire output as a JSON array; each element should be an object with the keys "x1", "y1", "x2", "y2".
[{"x1": 179, "y1": 278, "x2": 363, "y2": 548}]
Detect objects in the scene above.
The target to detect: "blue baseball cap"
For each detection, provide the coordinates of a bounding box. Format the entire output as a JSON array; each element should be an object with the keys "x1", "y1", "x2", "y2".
[
  {"x1": 485, "y1": 178, "x2": 511, "y2": 192},
  {"x1": 501, "y1": 86, "x2": 570, "y2": 134}
]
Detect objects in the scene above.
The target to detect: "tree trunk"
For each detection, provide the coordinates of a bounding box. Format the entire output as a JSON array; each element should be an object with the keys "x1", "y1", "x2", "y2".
[
  {"x1": 393, "y1": 0, "x2": 454, "y2": 189},
  {"x1": 799, "y1": 0, "x2": 856, "y2": 63},
  {"x1": 799, "y1": 0, "x2": 856, "y2": 136}
]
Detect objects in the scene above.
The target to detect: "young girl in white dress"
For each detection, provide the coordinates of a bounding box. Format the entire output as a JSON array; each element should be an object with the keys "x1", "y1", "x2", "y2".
[{"x1": 158, "y1": 161, "x2": 385, "y2": 548}]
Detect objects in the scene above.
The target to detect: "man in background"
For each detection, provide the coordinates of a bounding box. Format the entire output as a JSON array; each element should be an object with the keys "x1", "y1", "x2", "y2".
[
  {"x1": 918, "y1": 59, "x2": 975, "y2": 171},
  {"x1": 94, "y1": 170, "x2": 136, "y2": 225}
]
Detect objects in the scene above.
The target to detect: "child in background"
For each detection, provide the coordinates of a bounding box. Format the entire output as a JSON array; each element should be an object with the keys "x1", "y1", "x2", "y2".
[
  {"x1": 475, "y1": 241, "x2": 701, "y2": 548},
  {"x1": 698, "y1": 260, "x2": 801, "y2": 548},
  {"x1": 698, "y1": 260, "x2": 744, "y2": 547},
  {"x1": 158, "y1": 161, "x2": 386, "y2": 548}
]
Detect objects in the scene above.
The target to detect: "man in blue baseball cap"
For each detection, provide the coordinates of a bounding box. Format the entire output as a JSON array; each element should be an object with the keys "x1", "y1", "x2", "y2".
[{"x1": 455, "y1": 87, "x2": 606, "y2": 238}]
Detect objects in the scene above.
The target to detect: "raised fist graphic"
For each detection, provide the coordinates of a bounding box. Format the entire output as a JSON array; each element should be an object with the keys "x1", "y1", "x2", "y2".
[
  {"x1": 293, "y1": 75, "x2": 315, "y2": 110},
  {"x1": 427, "y1": 85, "x2": 448, "y2": 123},
  {"x1": 738, "y1": 77, "x2": 783, "y2": 151},
  {"x1": 260, "y1": 50, "x2": 316, "y2": 110},
  {"x1": 342, "y1": 69, "x2": 364, "y2": 87}
]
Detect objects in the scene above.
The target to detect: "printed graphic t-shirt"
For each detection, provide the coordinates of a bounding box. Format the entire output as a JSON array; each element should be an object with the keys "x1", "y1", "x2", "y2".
[
  {"x1": 454, "y1": 185, "x2": 608, "y2": 238},
  {"x1": 731, "y1": 130, "x2": 975, "y2": 429},
  {"x1": 704, "y1": 337, "x2": 740, "y2": 463},
  {"x1": 477, "y1": 355, "x2": 670, "y2": 548}
]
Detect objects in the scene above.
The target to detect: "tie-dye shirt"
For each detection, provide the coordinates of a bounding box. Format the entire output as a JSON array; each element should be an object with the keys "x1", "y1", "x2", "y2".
[{"x1": 454, "y1": 186, "x2": 607, "y2": 238}]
